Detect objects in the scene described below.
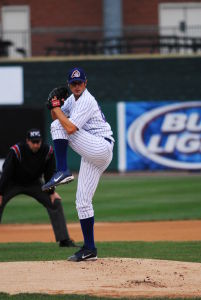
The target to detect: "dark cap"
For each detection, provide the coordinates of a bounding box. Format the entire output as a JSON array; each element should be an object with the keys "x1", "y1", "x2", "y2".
[
  {"x1": 27, "y1": 128, "x2": 42, "y2": 142},
  {"x1": 68, "y1": 67, "x2": 87, "y2": 83}
]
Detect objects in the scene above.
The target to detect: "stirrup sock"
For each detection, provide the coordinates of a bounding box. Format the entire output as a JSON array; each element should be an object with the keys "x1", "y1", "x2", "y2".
[
  {"x1": 53, "y1": 139, "x2": 68, "y2": 171},
  {"x1": 80, "y1": 216, "x2": 95, "y2": 250}
]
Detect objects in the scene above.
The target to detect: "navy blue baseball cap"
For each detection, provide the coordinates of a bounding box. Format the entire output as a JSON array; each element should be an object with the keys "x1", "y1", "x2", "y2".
[
  {"x1": 68, "y1": 67, "x2": 87, "y2": 83},
  {"x1": 27, "y1": 128, "x2": 42, "y2": 142}
]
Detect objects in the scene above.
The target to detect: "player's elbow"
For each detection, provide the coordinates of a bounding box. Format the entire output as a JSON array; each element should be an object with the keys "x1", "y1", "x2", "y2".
[
  {"x1": 67, "y1": 129, "x2": 74, "y2": 135},
  {"x1": 66, "y1": 124, "x2": 77, "y2": 135}
]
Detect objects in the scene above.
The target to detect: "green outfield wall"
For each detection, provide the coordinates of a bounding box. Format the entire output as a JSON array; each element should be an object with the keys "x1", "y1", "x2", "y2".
[
  {"x1": 0, "y1": 55, "x2": 200, "y2": 103},
  {"x1": 0, "y1": 55, "x2": 200, "y2": 170}
]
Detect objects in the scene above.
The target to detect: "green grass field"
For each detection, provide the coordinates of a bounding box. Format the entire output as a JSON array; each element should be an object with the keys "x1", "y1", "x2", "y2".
[
  {"x1": 1, "y1": 174, "x2": 201, "y2": 223},
  {"x1": 0, "y1": 241, "x2": 201, "y2": 263},
  {"x1": 1, "y1": 174, "x2": 201, "y2": 300}
]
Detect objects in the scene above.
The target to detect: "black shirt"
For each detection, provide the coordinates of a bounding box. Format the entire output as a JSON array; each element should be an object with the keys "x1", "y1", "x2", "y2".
[{"x1": 0, "y1": 142, "x2": 56, "y2": 195}]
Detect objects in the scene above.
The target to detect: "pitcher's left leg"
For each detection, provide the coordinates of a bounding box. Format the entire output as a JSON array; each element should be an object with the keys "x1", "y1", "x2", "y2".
[
  {"x1": 76, "y1": 158, "x2": 104, "y2": 219},
  {"x1": 68, "y1": 158, "x2": 107, "y2": 262}
]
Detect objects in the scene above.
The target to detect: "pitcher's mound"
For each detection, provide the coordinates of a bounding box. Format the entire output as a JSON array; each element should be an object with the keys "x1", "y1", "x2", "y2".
[{"x1": 1, "y1": 258, "x2": 201, "y2": 298}]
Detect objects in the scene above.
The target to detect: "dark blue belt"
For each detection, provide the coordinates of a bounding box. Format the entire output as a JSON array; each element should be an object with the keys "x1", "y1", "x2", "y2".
[{"x1": 104, "y1": 137, "x2": 112, "y2": 144}]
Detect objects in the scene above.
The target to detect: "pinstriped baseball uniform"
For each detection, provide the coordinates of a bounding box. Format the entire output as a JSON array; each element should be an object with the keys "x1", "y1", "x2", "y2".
[{"x1": 51, "y1": 88, "x2": 114, "y2": 219}]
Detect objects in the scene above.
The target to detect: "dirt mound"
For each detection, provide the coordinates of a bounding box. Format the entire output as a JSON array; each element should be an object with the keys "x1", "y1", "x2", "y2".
[
  {"x1": 0, "y1": 258, "x2": 201, "y2": 298},
  {"x1": 1, "y1": 221, "x2": 201, "y2": 297}
]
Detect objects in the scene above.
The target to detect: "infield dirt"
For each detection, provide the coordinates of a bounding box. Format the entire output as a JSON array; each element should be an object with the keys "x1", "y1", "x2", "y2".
[
  {"x1": 0, "y1": 220, "x2": 201, "y2": 242},
  {"x1": 0, "y1": 220, "x2": 201, "y2": 298}
]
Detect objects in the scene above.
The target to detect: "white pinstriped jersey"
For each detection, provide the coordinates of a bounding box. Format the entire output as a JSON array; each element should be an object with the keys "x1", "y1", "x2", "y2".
[
  {"x1": 61, "y1": 89, "x2": 114, "y2": 142},
  {"x1": 51, "y1": 87, "x2": 114, "y2": 219}
]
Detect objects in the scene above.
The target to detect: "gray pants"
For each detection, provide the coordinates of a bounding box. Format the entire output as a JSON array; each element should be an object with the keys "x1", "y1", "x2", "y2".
[{"x1": 0, "y1": 181, "x2": 70, "y2": 242}]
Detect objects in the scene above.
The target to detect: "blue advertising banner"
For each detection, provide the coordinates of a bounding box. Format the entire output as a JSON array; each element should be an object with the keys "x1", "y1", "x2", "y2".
[{"x1": 118, "y1": 101, "x2": 201, "y2": 171}]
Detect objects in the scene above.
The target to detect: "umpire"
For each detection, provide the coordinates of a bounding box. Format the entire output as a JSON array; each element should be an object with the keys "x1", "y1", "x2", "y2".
[{"x1": 0, "y1": 128, "x2": 75, "y2": 247}]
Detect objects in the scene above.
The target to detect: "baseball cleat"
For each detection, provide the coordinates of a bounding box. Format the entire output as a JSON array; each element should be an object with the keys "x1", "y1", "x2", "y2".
[
  {"x1": 67, "y1": 246, "x2": 97, "y2": 262},
  {"x1": 42, "y1": 170, "x2": 74, "y2": 191}
]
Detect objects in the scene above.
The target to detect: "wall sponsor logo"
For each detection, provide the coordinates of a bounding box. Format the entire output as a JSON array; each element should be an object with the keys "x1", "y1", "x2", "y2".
[{"x1": 127, "y1": 102, "x2": 201, "y2": 170}]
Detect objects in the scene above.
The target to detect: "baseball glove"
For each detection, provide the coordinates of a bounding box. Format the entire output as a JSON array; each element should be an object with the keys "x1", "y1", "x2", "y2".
[{"x1": 46, "y1": 86, "x2": 69, "y2": 110}]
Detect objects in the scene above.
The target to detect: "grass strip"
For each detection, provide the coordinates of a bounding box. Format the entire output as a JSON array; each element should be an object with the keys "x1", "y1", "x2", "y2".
[
  {"x1": 2, "y1": 175, "x2": 201, "y2": 223},
  {"x1": 0, "y1": 241, "x2": 201, "y2": 263}
]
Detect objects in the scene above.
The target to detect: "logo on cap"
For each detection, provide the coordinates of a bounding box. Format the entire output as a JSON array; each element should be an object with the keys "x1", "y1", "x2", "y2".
[
  {"x1": 71, "y1": 70, "x2": 81, "y2": 79},
  {"x1": 30, "y1": 130, "x2": 41, "y2": 138},
  {"x1": 68, "y1": 67, "x2": 86, "y2": 83},
  {"x1": 27, "y1": 128, "x2": 42, "y2": 141}
]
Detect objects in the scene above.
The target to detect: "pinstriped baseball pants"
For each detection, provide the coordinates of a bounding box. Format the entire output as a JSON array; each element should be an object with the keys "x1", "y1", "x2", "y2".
[{"x1": 51, "y1": 120, "x2": 113, "y2": 219}]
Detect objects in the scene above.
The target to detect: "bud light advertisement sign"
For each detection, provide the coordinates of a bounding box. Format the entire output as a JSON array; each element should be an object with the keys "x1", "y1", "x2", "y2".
[{"x1": 120, "y1": 101, "x2": 201, "y2": 171}]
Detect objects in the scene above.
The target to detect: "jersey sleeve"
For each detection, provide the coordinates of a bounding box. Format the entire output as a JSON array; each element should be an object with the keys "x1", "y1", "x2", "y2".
[
  {"x1": 69, "y1": 96, "x2": 95, "y2": 129},
  {"x1": 61, "y1": 97, "x2": 71, "y2": 116}
]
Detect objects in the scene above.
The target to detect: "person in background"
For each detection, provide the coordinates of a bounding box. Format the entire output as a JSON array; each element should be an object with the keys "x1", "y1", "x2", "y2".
[{"x1": 0, "y1": 128, "x2": 76, "y2": 247}]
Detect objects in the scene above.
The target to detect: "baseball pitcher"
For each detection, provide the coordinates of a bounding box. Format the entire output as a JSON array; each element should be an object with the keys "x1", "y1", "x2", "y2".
[{"x1": 42, "y1": 67, "x2": 114, "y2": 261}]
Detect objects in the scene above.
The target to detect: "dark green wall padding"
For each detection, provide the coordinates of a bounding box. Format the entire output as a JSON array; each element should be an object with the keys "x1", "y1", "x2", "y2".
[
  {"x1": 1, "y1": 56, "x2": 201, "y2": 104},
  {"x1": 1, "y1": 55, "x2": 201, "y2": 170}
]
